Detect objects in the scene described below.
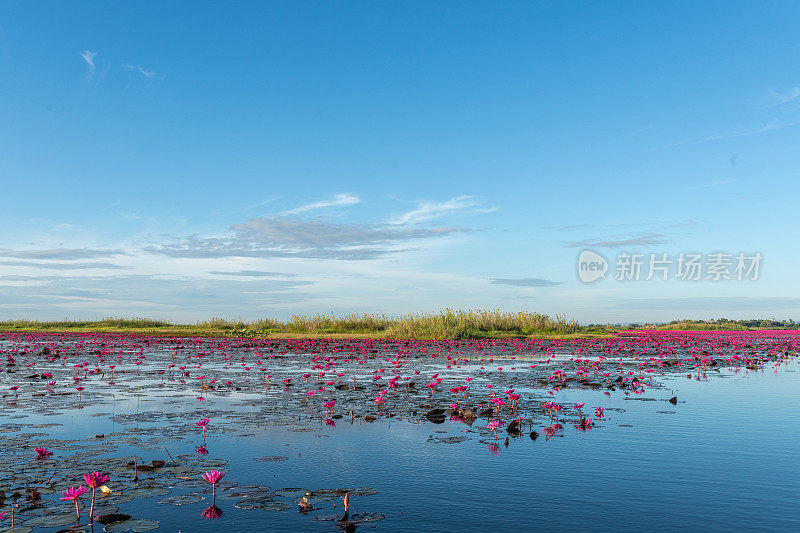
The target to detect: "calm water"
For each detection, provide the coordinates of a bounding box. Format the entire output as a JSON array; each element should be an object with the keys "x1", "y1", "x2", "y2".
[{"x1": 1, "y1": 334, "x2": 798, "y2": 532}]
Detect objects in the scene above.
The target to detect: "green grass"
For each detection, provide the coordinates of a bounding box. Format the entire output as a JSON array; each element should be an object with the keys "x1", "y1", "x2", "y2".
[
  {"x1": 0, "y1": 310, "x2": 603, "y2": 339},
  {"x1": 5, "y1": 313, "x2": 791, "y2": 339}
]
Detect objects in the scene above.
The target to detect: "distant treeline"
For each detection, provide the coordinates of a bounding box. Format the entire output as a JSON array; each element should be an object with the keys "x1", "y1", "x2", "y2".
[{"x1": 628, "y1": 318, "x2": 799, "y2": 331}]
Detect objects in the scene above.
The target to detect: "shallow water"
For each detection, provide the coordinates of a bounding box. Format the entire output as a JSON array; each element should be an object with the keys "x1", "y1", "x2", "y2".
[{"x1": 1, "y1": 333, "x2": 798, "y2": 532}]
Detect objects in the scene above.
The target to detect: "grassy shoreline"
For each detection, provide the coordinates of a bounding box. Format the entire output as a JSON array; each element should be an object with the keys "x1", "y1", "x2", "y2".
[
  {"x1": 0, "y1": 312, "x2": 795, "y2": 339},
  {"x1": 0, "y1": 311, "x2": 603, "y2": 339}
]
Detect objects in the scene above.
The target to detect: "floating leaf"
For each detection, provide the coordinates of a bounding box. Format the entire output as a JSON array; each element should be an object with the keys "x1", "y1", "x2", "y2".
[
  {"x1": 23, "y1": 513, "x2": 77, "y2": 527},
  {"x1": 103, "y1": 518, "x2": 160, "y2": 532},
  {"x1": 158, "y1": 494, "x2": 204, "y2": 505},
  {"x1": 127, "y1": 485, "x2": 172, "y2": 498},
  {"x1": 234, "y1": 496, "x2": 290, "y2": 511}
]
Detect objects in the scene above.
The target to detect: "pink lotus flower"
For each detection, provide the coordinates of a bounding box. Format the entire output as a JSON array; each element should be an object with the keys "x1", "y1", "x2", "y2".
[
  {"x1": 595, "y1": 407, "x2": 604, "y2": 418},
  {"x1": 61, "y1": 484, "x2": 88, "y2": 518},
  {"x1": 35, "y1": 447, "x2": 52, "y2": 458},
  {"x1": 202, "y1": 469, "x2": 225, "y2": 495},
  {"x1": 84, "y1": 471, "x2": 110, "y2": 488},
  {"x1": 203, "y1": 470, "x2": 225, "y2": 485},
  {"x1": 60, "y1": 485, "x2": 88, "y2": 501}
]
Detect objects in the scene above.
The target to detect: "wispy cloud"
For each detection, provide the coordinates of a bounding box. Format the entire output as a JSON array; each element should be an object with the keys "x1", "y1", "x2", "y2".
[
  {"x1": 0, "y1": 248, "x2": 123, "y2": 260},
  {"x1": 0, "y1": 260, "x2": 126, "y2": 270},
  {"x1": 546, "y1": 220, "x2": 695, "y2": 232},
  {"x1": 149, "y1": 216, "x2": 464, "y2": 260},
  {"x1": 685, "y1": 179, "x2": 736, "y2": 191},
  {"x1": 123, "y1": 63, "x2": 158, "y2": 79},
  {"x1": 209, "y1": 270, "x2": 297, "y2": 278},
  {"x1": 0, "y1": 274, "x2": 313, "y2": 316},
  {"x1": 80, "y1": 49, "x2": 97, "y2": 79},
  {"x1": 391, "y1": 195, "x2": 497, "y2": 225},
  {"x1": 565, "y1": 233, "x2": 668, "y2": 248},
  {"x1": 243, "y1": 197, "x2": 278, "y2": 212},
  {"x1": 704, "y1": 119, "x2": 800, "y2": 142},
  {"x1": 661, "y1": 220, "x2": 697, "y2": 230},
  {"x1": 766, "y1": 87, "x2": 800, "y2": 106},
  {"x1": 490, "y1": 277, "x2": 562, "y2": 287},
  {"x1": 542, "y1": 223, "x2": 600, "y2": 231},
  {"x1": 655, "y1": 114, "x2": 800, "y2": 150},
  {"x1": 282, "y1": 193, "x2": 360, "y2": 215}
]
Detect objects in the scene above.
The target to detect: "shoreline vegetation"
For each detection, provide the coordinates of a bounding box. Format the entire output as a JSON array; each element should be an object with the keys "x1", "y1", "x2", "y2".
[{"x1": 0, "y1": 310, "x2": 797, "y2": 339}]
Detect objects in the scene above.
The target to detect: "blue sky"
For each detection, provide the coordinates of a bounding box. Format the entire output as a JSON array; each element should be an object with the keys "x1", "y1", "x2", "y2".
[{"x1": 1, "y1": 1, "x2": 799, "y2": 323}]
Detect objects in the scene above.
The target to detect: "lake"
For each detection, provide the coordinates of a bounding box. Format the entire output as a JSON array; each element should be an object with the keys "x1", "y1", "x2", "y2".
[{"x1": 1, "y1": 331, "x2": 798, "y2": 532}]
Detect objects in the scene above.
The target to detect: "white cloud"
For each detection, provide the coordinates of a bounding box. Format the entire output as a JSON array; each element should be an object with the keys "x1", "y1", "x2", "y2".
[
  {"x1": 490, "y1": 277, "x2": 562, "y2": 287},
  {"x1": 282, "y1": 193, "x2": 360, "y2": 215},
  {"x1": 565, "y1": 233, "x2": 669, "y2": 248},
  {"x1": 124, "y1": 63, "x2": 157, "y2": 79},
  {"x1": 685, "y1": 179, "x2": 736, "y2": 191},
  {"x1": 704, "y1": 119, "x2": 800, "y2": 142},
  {"x1": 80, "y1": 49, "x2": 97, "y2": 78},
  {"x1": 391, "y1": 195, "x2": 496, "y2": 225},
  {"x1": 149, "y1": 216, "x2": 462, "y2": 260},
  {"x1": 767, "y1": 87, "x2": 800, "y2": 106},
  {"x1": 0, "y1": 248, "x2": 123, "y2": 259}
]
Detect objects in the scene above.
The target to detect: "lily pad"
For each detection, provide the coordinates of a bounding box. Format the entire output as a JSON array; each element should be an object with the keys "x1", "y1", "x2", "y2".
[
  {"x1": 158, "y1": 494, "x2": 205, "y2": 505},
  {"x1": 23, "y1": 513, "x2": 78, "y2": 527},
  {"x1": 272, "y1": 487, "x2": 309, "y2": 499},
  {"x1": 234, "y1": 496, "x2": 290, "y2": 511},
  {"x1": 103, "y1": 518, "x2": 160, "y2": 532},
  {"x1": 127, "y1": 485, "x2": 172, "y2": 498}
]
